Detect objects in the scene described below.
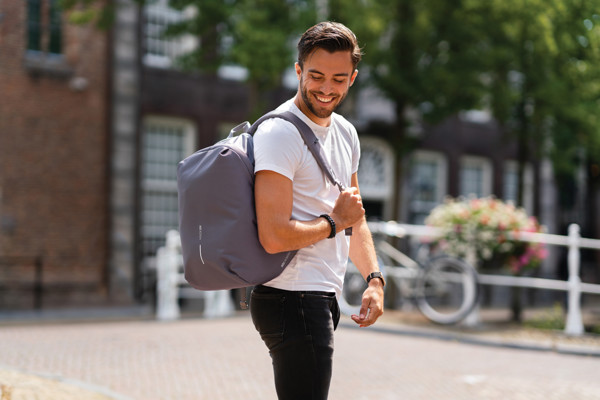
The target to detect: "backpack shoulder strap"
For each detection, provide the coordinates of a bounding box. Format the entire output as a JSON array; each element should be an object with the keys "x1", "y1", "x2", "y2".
[
  {"x1": 248, "y1": 111, "x2": 346, "y2": 192},
  {"x1": 249, "y1": 111, "x2": 352, "y2": 236}
]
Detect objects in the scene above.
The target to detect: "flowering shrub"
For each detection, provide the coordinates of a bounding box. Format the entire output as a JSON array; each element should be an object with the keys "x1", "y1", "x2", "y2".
[{"x1": 425, "y1": 197, "x2": 547, "y2": 274}]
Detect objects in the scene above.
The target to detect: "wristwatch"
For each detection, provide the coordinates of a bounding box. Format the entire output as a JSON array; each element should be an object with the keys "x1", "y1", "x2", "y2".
[{"x1": 366, "y1": 271, "x2": 385, "y2": 287}]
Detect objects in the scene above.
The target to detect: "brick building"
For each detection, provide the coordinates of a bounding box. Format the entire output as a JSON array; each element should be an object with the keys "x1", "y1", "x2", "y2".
[
  {"x1": 0, "y1": 0, "x2": 110, "y2": 308},
  {"x1": 0, "y1": 0, "x2": 287, "y2": 309}
]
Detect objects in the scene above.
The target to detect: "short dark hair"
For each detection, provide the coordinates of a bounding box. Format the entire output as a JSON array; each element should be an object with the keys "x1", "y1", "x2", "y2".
[{"x1": 297, "y1": 22, "x2": 362, "y2": 70}]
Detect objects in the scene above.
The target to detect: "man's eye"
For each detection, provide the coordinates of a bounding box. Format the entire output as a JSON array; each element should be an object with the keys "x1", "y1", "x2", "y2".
[
  {"x1": 311, "y1": 75, "x2": 323, "y2": 80},
  {"x1": 334, "y1": 79, "x2": 345, "y2": 84}
]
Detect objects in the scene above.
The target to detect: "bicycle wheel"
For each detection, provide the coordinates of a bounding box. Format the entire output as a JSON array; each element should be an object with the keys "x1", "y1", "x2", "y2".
[{"x1": 415, "y1": 255, "x2": 479, "y2": 325}]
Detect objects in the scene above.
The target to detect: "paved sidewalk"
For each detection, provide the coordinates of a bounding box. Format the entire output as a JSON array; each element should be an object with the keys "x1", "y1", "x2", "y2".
[
  {"x1": 0, "y1": 368, "x2": 121, "y2": 400},
  {"x1": 1, "y1": 310, "x2": 600, "y2": 400}
]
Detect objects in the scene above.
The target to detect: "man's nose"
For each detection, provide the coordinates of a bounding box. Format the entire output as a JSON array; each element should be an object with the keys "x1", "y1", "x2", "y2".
[{"x1": 319, "y1": 80, "x2": 334, "y2": 94}]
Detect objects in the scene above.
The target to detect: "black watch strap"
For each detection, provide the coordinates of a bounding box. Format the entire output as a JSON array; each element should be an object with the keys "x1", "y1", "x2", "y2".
[
  {"x1": 319, "y1": 214, "x2": 336, "y2": 239},
  {"x1": 366, "y1": 271, "x2": 385, "y2": 287}
]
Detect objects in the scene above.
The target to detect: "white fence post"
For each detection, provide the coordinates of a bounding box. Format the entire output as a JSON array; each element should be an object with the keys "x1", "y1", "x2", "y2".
[
  {"x1": 461, "y1": 244, "x2": 480, "y2": 327},
  {"x1": 156, "y1": 230, "x2": 182, "y2": 321},
  {"x1": 565, "y1": 224, "x2": 584, "y2": 336}
]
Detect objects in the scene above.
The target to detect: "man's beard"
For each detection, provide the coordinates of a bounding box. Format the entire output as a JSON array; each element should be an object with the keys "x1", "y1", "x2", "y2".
[{"x1": 299, "y1": 76, "x2": 348, "y2": 119}]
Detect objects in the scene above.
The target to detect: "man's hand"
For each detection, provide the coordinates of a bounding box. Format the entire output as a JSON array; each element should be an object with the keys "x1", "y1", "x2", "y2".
[
  {"x1": 330, "y1": 187, "x2": 365, "y2": 232},
  {"x1": 351, "y1": 280, "x2": 384, "y2": 328}
]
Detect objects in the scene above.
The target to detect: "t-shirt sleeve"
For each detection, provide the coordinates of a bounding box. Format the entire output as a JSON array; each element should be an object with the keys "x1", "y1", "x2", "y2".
[
  {"x1": 253, "y1": 119, "x2": 305, "y2": 181},
  {"x1": 351, "y1": 125, "x2": 361, "y2": 175}
]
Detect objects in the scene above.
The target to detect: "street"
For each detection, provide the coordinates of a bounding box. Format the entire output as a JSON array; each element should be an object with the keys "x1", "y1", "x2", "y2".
[{"x1": 0, "y1": 314, "x2": 599, "y2": 400}]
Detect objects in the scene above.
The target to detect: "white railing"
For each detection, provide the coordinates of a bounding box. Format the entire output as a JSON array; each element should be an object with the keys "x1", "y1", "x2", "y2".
[
  {"x1": 155, "y1": 223, "x2": 600, "y2": 335},
  {"x1": 368, "y1": 221, "x2": 600, "y2": 336},
  {"x1": 155, "y1": 230, "x2": 235, "y2": 321}
]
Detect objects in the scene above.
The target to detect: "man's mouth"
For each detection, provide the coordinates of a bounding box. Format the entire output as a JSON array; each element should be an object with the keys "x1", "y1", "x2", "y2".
[{"x1": 315, "y1": 95, "x2": 334, "y2": 104}]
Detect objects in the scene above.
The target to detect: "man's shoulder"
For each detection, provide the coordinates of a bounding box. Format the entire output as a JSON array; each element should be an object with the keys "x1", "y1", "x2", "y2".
[
  {"x1": 331, "y1": 112, "x2": 358, "y2": 136},
  {"x1": 253, "y1": 110, "x2": 304, "y2": 148}
]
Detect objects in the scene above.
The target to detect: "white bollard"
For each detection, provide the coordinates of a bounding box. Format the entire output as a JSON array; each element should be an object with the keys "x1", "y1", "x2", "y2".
[
  {"x1": 203, "y1": 290, "x2": 235, "y2": 319},
  {"x1": 156, "y1": 231, "x2": 182, "y2": 321},
  {"x1": 565, "y1": 224, "x2": 584, "y2": 336}
]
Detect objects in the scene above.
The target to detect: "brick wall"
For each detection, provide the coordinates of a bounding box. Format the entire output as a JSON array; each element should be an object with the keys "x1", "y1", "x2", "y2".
[{"x1": 0, "y1": 1, "x2": 109, "y2": 308}]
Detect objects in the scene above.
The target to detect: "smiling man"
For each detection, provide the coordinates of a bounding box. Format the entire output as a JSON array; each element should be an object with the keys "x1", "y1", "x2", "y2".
[{"x1": 250, "y1": 22, "x2": 385, "y2": 400}]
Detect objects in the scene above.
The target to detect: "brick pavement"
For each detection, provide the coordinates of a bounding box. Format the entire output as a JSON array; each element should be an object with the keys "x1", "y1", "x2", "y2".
[{"x1": 0, "y1": 314, "x2": 600, "y2": 400}]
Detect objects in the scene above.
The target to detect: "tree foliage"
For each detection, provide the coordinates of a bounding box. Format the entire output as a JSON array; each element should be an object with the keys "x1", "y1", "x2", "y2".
[
  {"x1": 476, "y1": 0, "x2": 600, "y2": 175},
  {"x1": 338, "y1": 0, "x2": 600, "y2": 210},
  {"x1": 165, "y1": 0, "x2": 316, "y2": 116},
  {"x1": 62, "y1": 0, "x2": 600, "y2": 208}
]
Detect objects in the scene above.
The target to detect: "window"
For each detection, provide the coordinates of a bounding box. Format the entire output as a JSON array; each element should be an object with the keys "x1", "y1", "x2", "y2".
[
  {"x1": 143, "y1": 0, "x2": 197, "y2": 68},
  {"x1": 26, "y1": 0, "x2": 62, "y2": 54},
  {"x1": 140, "y1": 117, "x2": 196, "y2": 259},
  {"x1": 459, "y1": 156, "x2": 492, "y2": 198},
  {"x1": 27, "y1": 0, "x2": 42, "y2": 51},
  {"x1": 408, "y1": 151, "x2": 447, "y2": 225},
  {"x1": 357, "y1": 137, "x2": 395, "y2": 200},
  {"x1": 503, "y1": 160, "x2": 534, "y2": 213},
  {"x1": 357, "y1": 137, "x2": 395, "y2": 220},
  {"x1": 24, "y1": 0, "x2": 72, "y2": 76}
]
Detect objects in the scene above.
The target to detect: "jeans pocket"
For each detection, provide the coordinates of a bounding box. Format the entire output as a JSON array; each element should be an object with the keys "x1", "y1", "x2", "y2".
[
  {"x1": 250, "y1": 291, "x2": 286, "y2": 351},
  {"x1": 332, "y1": 297, "x2": 340, "y2": 330}
]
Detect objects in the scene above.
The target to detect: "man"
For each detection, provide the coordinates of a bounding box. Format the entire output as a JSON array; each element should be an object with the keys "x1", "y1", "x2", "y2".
[{"x1": 250, "y1": 21, "x2": 385, "y2": 400}]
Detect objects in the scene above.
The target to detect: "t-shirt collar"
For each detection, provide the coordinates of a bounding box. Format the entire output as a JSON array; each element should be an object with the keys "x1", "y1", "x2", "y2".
[{"x1": 290, "y1": 100, "x2": 331, "y2": 139}]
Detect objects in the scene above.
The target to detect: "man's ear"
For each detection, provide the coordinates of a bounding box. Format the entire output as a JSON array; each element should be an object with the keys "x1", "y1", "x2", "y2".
[
  {"x1": 350, "y1": 69, "x2": 358, "y2": 87},
  {"x1": 295, "y1": 62, "x2": 302, "y2": 81}
]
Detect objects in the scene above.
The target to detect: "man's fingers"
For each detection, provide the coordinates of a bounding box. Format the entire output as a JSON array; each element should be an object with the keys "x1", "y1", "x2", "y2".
[
  {"x1": 351, "y1": 297, "x2": 368, "y2": 319},
  {"x1": 351, "y1": 298, "x2": 372, "y2": 327},
  {"x1": 351, "y1": 286, "x2": 384, "y2": 327}
]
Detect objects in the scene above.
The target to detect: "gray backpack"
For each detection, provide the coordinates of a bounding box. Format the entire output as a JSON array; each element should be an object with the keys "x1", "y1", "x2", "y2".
[{"x1": 177, "y1": 111, "x2": 349, "y2": 299}]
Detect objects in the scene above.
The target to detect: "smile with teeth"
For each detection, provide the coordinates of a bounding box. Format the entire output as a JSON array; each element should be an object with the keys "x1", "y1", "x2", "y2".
[{"x1": 316, "y1": 95, "x2": 334, "y2": 103}]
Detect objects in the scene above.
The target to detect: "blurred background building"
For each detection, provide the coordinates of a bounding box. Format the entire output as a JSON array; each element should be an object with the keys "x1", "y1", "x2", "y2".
[{"x1": 1, "y1": 0, "x2": 598, "y2": 311}]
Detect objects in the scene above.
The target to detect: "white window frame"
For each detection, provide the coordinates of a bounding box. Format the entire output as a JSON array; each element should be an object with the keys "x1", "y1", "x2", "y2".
[
  {"x1": 357, "y1": 136, "x2": 395, "y2": 200},
  {"x1": 406, "y1": 150, "x2": 448, "y2": 225},
  {"x1": 503, "y1": 160, "x2": 534, "y2": 214},
  {"x1": 459, "y1": 155, "x2": 493, "y2": 198},
  {"x1": 140, "y1": 116, "x2": 196, "y2": 262},
  {"x1": 356, "y1": 136, "x2": 395, "y2": 220},
  {"x1": 143, "y1": 0, "x2": 198, "y2": 69}
]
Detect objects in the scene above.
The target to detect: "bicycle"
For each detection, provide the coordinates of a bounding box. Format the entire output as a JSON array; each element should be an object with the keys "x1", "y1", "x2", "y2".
[{"x1": 339, "y1": 221, "x2": 480, "y2": 325}]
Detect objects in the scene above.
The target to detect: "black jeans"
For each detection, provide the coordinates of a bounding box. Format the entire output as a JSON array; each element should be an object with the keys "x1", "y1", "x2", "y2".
[{"x1": 250, "y1": 285, "x2": 341, "y2": 400}]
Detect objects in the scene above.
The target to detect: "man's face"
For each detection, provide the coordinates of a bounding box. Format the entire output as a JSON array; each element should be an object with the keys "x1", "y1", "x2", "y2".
[{"x1": 295, "y1": 48, "x2": 358, "y2": 126}]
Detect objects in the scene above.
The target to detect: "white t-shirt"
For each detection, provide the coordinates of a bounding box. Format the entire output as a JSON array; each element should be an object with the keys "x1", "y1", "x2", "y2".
[{"x1": 253, "y1": 99, "x2": 361, "y2": 297}]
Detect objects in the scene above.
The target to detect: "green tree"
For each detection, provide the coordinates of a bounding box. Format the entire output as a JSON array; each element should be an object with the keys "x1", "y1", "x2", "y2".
[
  {"x1": 60, "y1": 0, "x2": 116, "y2": 29},
  {"x1": 159, "y1": 0, "x2": 318, "y2": 117},
  {"x1": 329, "y1": 0, "x2": 600, "y2": 224},
  {"x1": 226, "y1": 0, "x2": 316, "y2": 118},
  {"x1": 165, "y1": 0, "x2": 236, "y2": 74},
  {"x1": 457, "y1": 0, "x2": 600, "y2": 321},
  {"x1": 62, "y1": 0, "x2": 600, "y2": 205},
  {"x1": 329, "y1": 0, "x2": 489, "y2": 220},
  {"x1": 476, "y1": 0, "x2": 600, "y2": 212},
  {"x1": 164, "y1": 0, "x2": 319, "y2": 117}
]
